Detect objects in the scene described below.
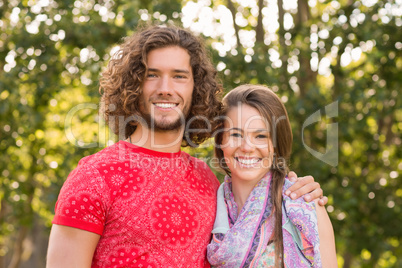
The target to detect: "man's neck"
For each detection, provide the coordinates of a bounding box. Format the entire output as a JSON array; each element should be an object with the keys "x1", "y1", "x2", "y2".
[{"x1": 129, "y1": 124, "x2": 183, "y2": 153}]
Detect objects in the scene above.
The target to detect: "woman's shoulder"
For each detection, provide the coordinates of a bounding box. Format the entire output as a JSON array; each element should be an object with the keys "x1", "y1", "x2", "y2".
[
  {"x1": 282, "y1": 178, "x2": 316, "y2": 207},
  {"x1": 281, "y1": 178, "x2": 322, "y2": 266}
]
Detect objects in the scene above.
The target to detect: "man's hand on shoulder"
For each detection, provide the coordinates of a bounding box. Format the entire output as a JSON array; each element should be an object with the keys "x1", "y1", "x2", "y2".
[{"x1": 285, "y1": 171, "x2": 328, "y2": 206}]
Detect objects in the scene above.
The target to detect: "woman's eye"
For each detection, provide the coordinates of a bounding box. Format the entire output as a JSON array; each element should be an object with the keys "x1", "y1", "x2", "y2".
[
  {"x1": 147, "y1": 73, "x2": 157, "y2": 78},
  {"x1": 256, "y1": 134, "x2": 268, "y2": 139},
  {"x1": 230, "y1": 133, "x2": 242, "y2": 138}
]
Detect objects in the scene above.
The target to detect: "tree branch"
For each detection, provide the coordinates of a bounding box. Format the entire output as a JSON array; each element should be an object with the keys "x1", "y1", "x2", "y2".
[
  {"x1": 256, "y1": 0, "x2": 265, "y2": 43},
  {"x1": 227, "y1": 0, "x2": 242, "y2": 48}
]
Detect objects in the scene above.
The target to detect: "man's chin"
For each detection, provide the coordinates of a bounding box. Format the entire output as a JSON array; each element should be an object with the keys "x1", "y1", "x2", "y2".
[
  {"x1": 151, "y1": 120, "x2": 185, "y2": 132},
  {"x1": 140, "y1": 112, "x2": 188, "y2": 132}
]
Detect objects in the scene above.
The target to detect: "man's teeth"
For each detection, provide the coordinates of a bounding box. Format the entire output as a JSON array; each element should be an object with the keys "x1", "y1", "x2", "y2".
[
  {"x1": 155, "y1": 103, "x2": 177, "y2": 108},
  {"x1": 236, "y1": 158, "x2": 259, "y2": 165}
]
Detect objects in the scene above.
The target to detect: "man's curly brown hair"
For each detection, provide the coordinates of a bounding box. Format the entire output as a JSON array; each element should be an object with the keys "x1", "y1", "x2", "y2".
[{"x1": 99, "y1": 25, "x2": 223, "y2": 147}]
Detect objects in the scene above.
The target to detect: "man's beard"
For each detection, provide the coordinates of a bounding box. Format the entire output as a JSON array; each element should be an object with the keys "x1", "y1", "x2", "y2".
[{"x1": 139, "y1": 104, "x2": 191, "y2": 132}]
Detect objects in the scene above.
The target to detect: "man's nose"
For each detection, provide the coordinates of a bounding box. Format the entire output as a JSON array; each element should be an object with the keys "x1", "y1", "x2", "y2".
[{"x1": 157, "y1": 76, "x2": 173, "y2": 95}]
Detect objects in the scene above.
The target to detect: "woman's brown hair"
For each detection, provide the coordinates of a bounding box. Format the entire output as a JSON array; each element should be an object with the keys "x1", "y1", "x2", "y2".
[
  {"x1": 214, "y1": 84, "x2": 293, "y2": 267},
  {"x1": 99, "y1": 25, "x2": 223, "y2": 146}
]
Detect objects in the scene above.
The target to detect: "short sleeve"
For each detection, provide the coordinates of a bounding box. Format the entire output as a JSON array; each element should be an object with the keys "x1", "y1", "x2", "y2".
[{"x1": 52, "y1": 161, "x2": 110, "y2": 235}]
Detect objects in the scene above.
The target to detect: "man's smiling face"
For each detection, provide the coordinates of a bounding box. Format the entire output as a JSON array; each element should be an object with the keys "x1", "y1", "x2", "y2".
[{"x1": 139, "y1": 46, "x2": 194, "y2": 132}]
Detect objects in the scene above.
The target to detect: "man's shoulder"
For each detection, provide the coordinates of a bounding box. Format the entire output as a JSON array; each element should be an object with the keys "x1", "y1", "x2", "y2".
[
  {"x1": 76, "y1": 141, "x2": 131, "y2": 170},
  {"x1": 182, "y1": 152, "x2": 219, "y2": 185},
  {"x1": 62, "y1": 141, "x2": 134, "y2": 188},
  {"x1": 182, "y1": 152, "x2": 210, "y2": 170}
]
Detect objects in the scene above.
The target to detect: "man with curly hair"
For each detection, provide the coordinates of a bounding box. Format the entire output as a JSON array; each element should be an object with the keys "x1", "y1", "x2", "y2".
[{"x1": 47, "y1": 25, "x2": 327, "y2": 267}]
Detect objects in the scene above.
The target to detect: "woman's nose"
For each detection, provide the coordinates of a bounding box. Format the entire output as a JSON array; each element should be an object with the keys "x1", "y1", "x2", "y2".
[{"x1": 240, "y1": 137, "x2": 255, "y2": 152}]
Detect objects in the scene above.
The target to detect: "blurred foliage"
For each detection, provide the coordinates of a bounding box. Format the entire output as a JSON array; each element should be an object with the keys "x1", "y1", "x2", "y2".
[{"x1": 0, "y1": 0, "x2": 400, "y2": 267}]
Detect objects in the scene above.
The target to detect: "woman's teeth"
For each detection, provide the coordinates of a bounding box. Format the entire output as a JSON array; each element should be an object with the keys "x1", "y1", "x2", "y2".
[{"x1": 236, "y1": 158, "x2": 260, "y2": 165}]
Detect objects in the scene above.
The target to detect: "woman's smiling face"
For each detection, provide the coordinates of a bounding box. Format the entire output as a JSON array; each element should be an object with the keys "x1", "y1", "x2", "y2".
[{"x1": 220, "y1": 104, "x2": 273, "y2": 184}]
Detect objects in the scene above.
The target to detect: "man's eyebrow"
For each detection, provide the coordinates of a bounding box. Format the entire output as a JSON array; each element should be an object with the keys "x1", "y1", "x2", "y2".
[
  {"x1": 147, "y1": 68, "x2": 191, "y2": 74},
  {"x1": 173, "y1": 69, "x2": 191, "y2": 74},
  {"x1": 147, "y1": 68, "x2": 159, "y2": 72}
]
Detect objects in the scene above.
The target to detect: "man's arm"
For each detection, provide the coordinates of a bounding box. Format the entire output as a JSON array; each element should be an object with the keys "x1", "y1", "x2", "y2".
[
  {"x1": 285, "y1": 171, "x2": 329, "y2": 206},
  {"x1": 46, "y1": 224, "x2": 100, "y2": 268}
]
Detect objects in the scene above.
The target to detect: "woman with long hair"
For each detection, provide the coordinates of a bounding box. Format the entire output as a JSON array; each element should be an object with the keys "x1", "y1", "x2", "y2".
[{"x1": 207, "y1": 84, "x2": 337, "y2": 267}]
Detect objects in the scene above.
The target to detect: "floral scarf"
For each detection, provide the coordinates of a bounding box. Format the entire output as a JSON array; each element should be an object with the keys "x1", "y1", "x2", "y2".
[{"x1": 207, "y1": 172, "x2": 322, "y2": 267}]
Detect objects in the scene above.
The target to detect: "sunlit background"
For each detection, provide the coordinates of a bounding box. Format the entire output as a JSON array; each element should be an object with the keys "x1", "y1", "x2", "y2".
[{"x1": 1, "y1": 0, "x2": 401, "y2": 267}]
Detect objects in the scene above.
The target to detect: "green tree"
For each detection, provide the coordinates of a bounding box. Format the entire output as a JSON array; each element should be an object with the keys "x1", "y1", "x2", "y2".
[
  {"x1": 1, "y1": 0, "x2": 400, "y2": 267},
  {"x1": 0, "y1": 0, "x2": 181, "y2": 266},
  {"x1": 184, "y1": 0, "x2": 401, "y2": 266}
]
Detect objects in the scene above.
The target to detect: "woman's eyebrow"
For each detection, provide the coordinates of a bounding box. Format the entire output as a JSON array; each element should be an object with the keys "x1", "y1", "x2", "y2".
[
  {"x1": 253, "y1": 129, "x2": 269, "y2": 133},
  {"x1": 226, "y1": 127, "x2": 243, "y2": 132},
  {"x1": 226, "y1": 128, "x2": 269, "y2": 133}
]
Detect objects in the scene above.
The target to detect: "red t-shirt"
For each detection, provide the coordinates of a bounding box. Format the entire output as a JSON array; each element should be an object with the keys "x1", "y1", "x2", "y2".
[{"x1": 53, "y1": 141, "x2": 220, "y2": 267}]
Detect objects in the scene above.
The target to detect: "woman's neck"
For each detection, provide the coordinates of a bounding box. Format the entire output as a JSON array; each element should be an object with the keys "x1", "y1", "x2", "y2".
[
  {"x1": 231, "y1": 179, "x2": 258, "y2": 215},
  {"x1": 230, "y1": 172, "x2": 270, "y2": 214}
]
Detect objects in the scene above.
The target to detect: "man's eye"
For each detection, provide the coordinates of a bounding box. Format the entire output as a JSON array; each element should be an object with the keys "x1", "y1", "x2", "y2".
[
  {"x1": 175, "y1": 75, "x2": 186, "y2": 79},
  {"x1": 147, "y1": 73, "x2": 157, "y2": 78}
]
